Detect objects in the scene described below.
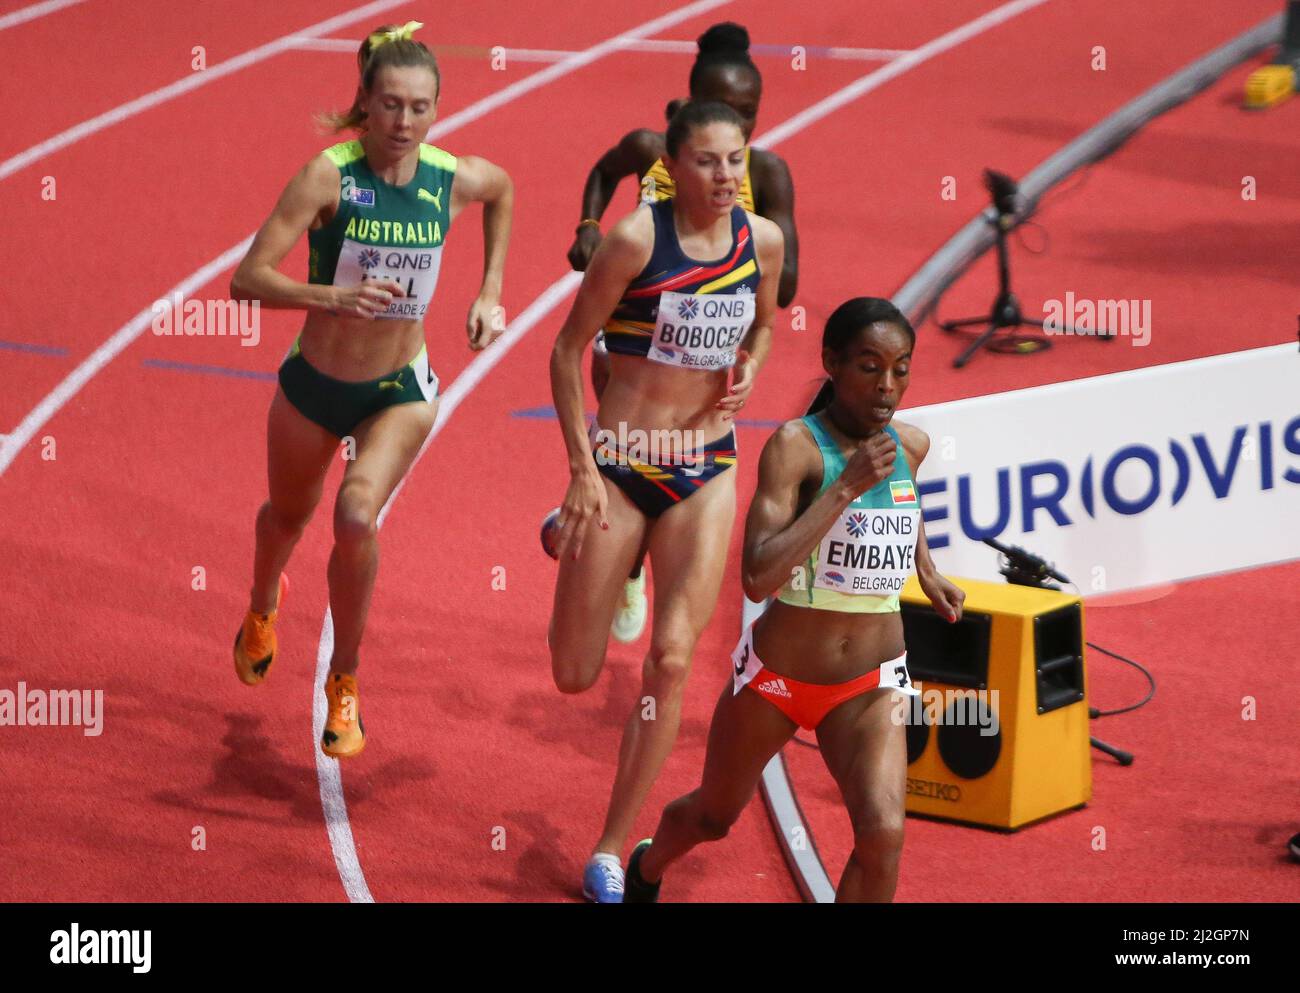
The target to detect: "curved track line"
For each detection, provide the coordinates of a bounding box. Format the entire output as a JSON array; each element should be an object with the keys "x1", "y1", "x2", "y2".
[
  {"x1": 0, "y1": 0, "x2": 408, "y2": 183},
  {"x1": 303, "y1": 0, "x2": 736, "y2": 901},
  {"x1": 0, "y1": 0, "x2": 735, "y2": 905},
  {"x1": 0, "y1": 0, "x2": 735, "y2": 476},
  {"x1": 2, "y1": 0, "x2": 1054, "y2": 903},
  {"x1": 329, "y1": 0, "x2": 1060, "y2": 902},
  {"x1": 0, "y1": 240, "x2": 253, "y2": 473},
  {"x1": 310, "y1": 271, "x2": 581, "y2": 903},
  {"x1": 312, "y1": 610, "x2": 373, "y2": 902}
]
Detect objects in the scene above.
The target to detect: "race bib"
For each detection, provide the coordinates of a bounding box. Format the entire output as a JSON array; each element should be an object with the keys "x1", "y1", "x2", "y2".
[
  {"x1": 814, "y1": 508, "x2": 921, "y2": 596},
  {"x1": 333, "y1": 239, "x2": 444, "y2": 320},
  {"x1": 730, "y1": 623, "x2": 763, "y2": 695},
  {"x1": 881, "y1": 655, "x2": 920, "y2": 696},
  {"x1": 410, "y1": 347, "x2": 438, "y2": 403},
  {"x1": 648, "y1": 290, "x2": 754, "y2": 370}
]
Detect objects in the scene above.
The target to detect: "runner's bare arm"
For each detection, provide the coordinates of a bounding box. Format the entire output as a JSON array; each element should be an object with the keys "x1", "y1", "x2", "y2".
[
  {"x1": 230, "y1": 155, "x2": 394, "y2": 312},
  {"x1": 742, "y1": 422, "x2": 847, "y2": 601},
  {"x1": 718, "y1": 215, "x2": 783, "y2": 418},
  {"x1": 753, "y1": 149, "x2": 799, "y2": 307},
  {"x1": 746, "y1": 418, "x2": 902, "y2": 599},
  {"x1": 896, "y1": 420, "x2": 965, "y2": 622},
  {"x1": 567, "y1": 129, "x2": 662, "y2": 271},
  {"x1": 451, "y1": 155, "x2": 514, "y2": 349},
  {"x1": 741, "y1": 213, "x2": 783, "y2": 374},
  {"x1": 550, "y1": 210, "x2": 653, "y2": 472}
]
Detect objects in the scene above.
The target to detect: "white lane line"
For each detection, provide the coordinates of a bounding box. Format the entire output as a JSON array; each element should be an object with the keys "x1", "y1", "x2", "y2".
[
  {"x1": 0, "y1": 0, "x2": 736, "y2": 476},
  {"x1": 3, "y1": 0, "x2": 1053, "y2": 903},
  {"x1": 470, "y1": 42, "x2": 912, "y2": 62},
  {"x1": 310, "y1": 270, "x2": 581, "y2": 905},
  {"x1": 748, "y1": 0, "x2": 1062, "y2": 903},
  {"x1": 0, "y1": 0, "x2": 408, "y2": 182},
  {"x1": 381, "y1": 272, "x2": 584, "y2": 526},
  {"x1": 420, "y1": 0, "x2": 732, "y2": 141},
  {"x1": 755, "y1": 0, "x2": 1054, "y2": 149},
  {"x1": 288, "y1": 37, "x2": 912, "y2": 61},
  {"x1": 0, "y1": 240, "x2": 252, "y2": 473},
  {"x1": 824, "y1": 47, "x2": 914, "y2": 61},
  {"x1": 0, "y1": 0, "x2": 722, "y2": 897},
  {"x1": 305, "y1": 0, "x2": 732, "y2": 902},
  {"x1": 284, "y1": 37, "x2": 362, "y2": 52},
  {"x1": 313, "y1": 610, "x2": 374, "y2": 902},
  {"x1": 0, "y1": 0, "x2": 86, "y2": 32},
  {"x1": 324, "y1": 0, "x2": 1058, "y2": 903}
]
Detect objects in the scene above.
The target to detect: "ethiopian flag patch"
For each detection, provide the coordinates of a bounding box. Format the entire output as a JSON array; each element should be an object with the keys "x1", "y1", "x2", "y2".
[{"x1": 890, "y1": 480, "x2": 917, "y2": 505}]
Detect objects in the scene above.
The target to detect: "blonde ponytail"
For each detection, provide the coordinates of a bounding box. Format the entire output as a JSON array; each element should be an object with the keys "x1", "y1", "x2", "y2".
[{"x1": 316, "y1": 21, "x2": 440, "y2": 133}]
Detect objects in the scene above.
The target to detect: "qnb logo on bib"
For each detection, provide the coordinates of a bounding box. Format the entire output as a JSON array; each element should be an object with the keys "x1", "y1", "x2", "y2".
[
  {"x1": 815, "y1": 508, "x2": 921, "y2": 595},
  {"x1": 334, "y1": 239, "x2": 444, "y2": 320},
  {"x1": 649, "y1": 290, "x2": 754, "y2": 370}
]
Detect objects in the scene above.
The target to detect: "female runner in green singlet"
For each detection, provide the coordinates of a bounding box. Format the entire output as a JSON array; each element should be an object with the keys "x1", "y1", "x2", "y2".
[{"x1": 228, "y1": 22, "x2": 513, "y2": 759}]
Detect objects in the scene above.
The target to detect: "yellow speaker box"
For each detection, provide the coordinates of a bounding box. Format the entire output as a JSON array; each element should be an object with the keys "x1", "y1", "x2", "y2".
[{"x1": 898, "y1": 576, "x2": 1091, "y2": 830}]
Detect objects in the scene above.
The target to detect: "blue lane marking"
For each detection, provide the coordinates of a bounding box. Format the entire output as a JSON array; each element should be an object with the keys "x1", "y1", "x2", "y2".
[
  {"x1": 510, "y1": 405, "x2": 780, "y2": 429},
  {"x1": 0, "y1": 339, "x2": 69, "y2": 357},
  {"x1": 511, "y1": 405, "x2": 560, "y2": 419},
  {"x1": 141, "y1": 358, "x2": 277, "y2": 382}
]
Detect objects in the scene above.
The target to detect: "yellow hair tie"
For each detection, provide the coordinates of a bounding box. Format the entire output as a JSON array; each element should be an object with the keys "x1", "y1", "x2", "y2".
[{"x1": 367, "y1": 20, "x2": 423, "y2": 51}]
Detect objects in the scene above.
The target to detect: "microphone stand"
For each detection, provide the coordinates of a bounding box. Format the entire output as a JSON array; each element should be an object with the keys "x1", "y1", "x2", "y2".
[{"x1": 942, "y1": 170, "x2": 1116, "y2": 369}]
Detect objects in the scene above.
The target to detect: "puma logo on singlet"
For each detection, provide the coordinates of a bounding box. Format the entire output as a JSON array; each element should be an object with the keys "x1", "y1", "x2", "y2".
[
  {"x1": 417, "y1": 187, "x2": 443, "y2": 209},
  {"x1": 378, "y1": 377, "x2": 404, "y2": 391}
]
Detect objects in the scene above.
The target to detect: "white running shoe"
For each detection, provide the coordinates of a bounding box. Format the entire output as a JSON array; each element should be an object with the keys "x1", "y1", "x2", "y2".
[{"x1": 610, "y1": 571, "x2": 648, "y2": 644}]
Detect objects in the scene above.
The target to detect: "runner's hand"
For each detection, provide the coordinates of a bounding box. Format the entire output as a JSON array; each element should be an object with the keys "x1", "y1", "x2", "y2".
[
  {"x1": 554, "y1": 465, "x2": 609, "y2": 561},
  {"x1": 716, "y1": 349, "x2": 756, "y2": 420},
  {"x1": 467, "y1": 293, "x2": 503, "y2": 350},
  {"x1": 837, "y1": 432, "x2": 896, "y2": 497},
  {"x1": 567, "y1": 225, "x2": 603, "y2": 272},
  {"x1": 921, "y1": 572, "x2": 965, "y2": 623},
  {"x1": 331, "y1": 279, "x2": 404, "y2": 319}
]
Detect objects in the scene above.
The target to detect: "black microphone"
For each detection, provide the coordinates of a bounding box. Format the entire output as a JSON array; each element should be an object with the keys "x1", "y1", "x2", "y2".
[
  {"x1": 983, "y1": 537, "x2": 1071, "y2": 586},
  {"x1": 983, "y1": 169, "x2": 1021, "y2": 217}
]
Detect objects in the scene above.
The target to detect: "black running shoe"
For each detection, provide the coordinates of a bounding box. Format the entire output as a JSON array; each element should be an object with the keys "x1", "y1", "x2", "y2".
[
  {"x1": 623, "y1": 838, "x2": 661, "y2": 904},
  {"x1": 1289, "y1": 832, "x2": 1300, "y2": 862}
]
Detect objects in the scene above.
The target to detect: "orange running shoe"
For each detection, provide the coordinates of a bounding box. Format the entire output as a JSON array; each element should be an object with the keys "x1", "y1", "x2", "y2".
[
  {"x1": 233, "y1": 573, "x2": 289, "y2": 686},
  {"x1": 322, "y1": 672, "x2": 366, "y2": 759}
]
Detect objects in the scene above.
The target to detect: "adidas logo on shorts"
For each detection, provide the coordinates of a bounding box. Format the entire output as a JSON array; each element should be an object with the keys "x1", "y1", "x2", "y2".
[{"x1": 755, "y1": 677, "x2": 792, "y2": 699}]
